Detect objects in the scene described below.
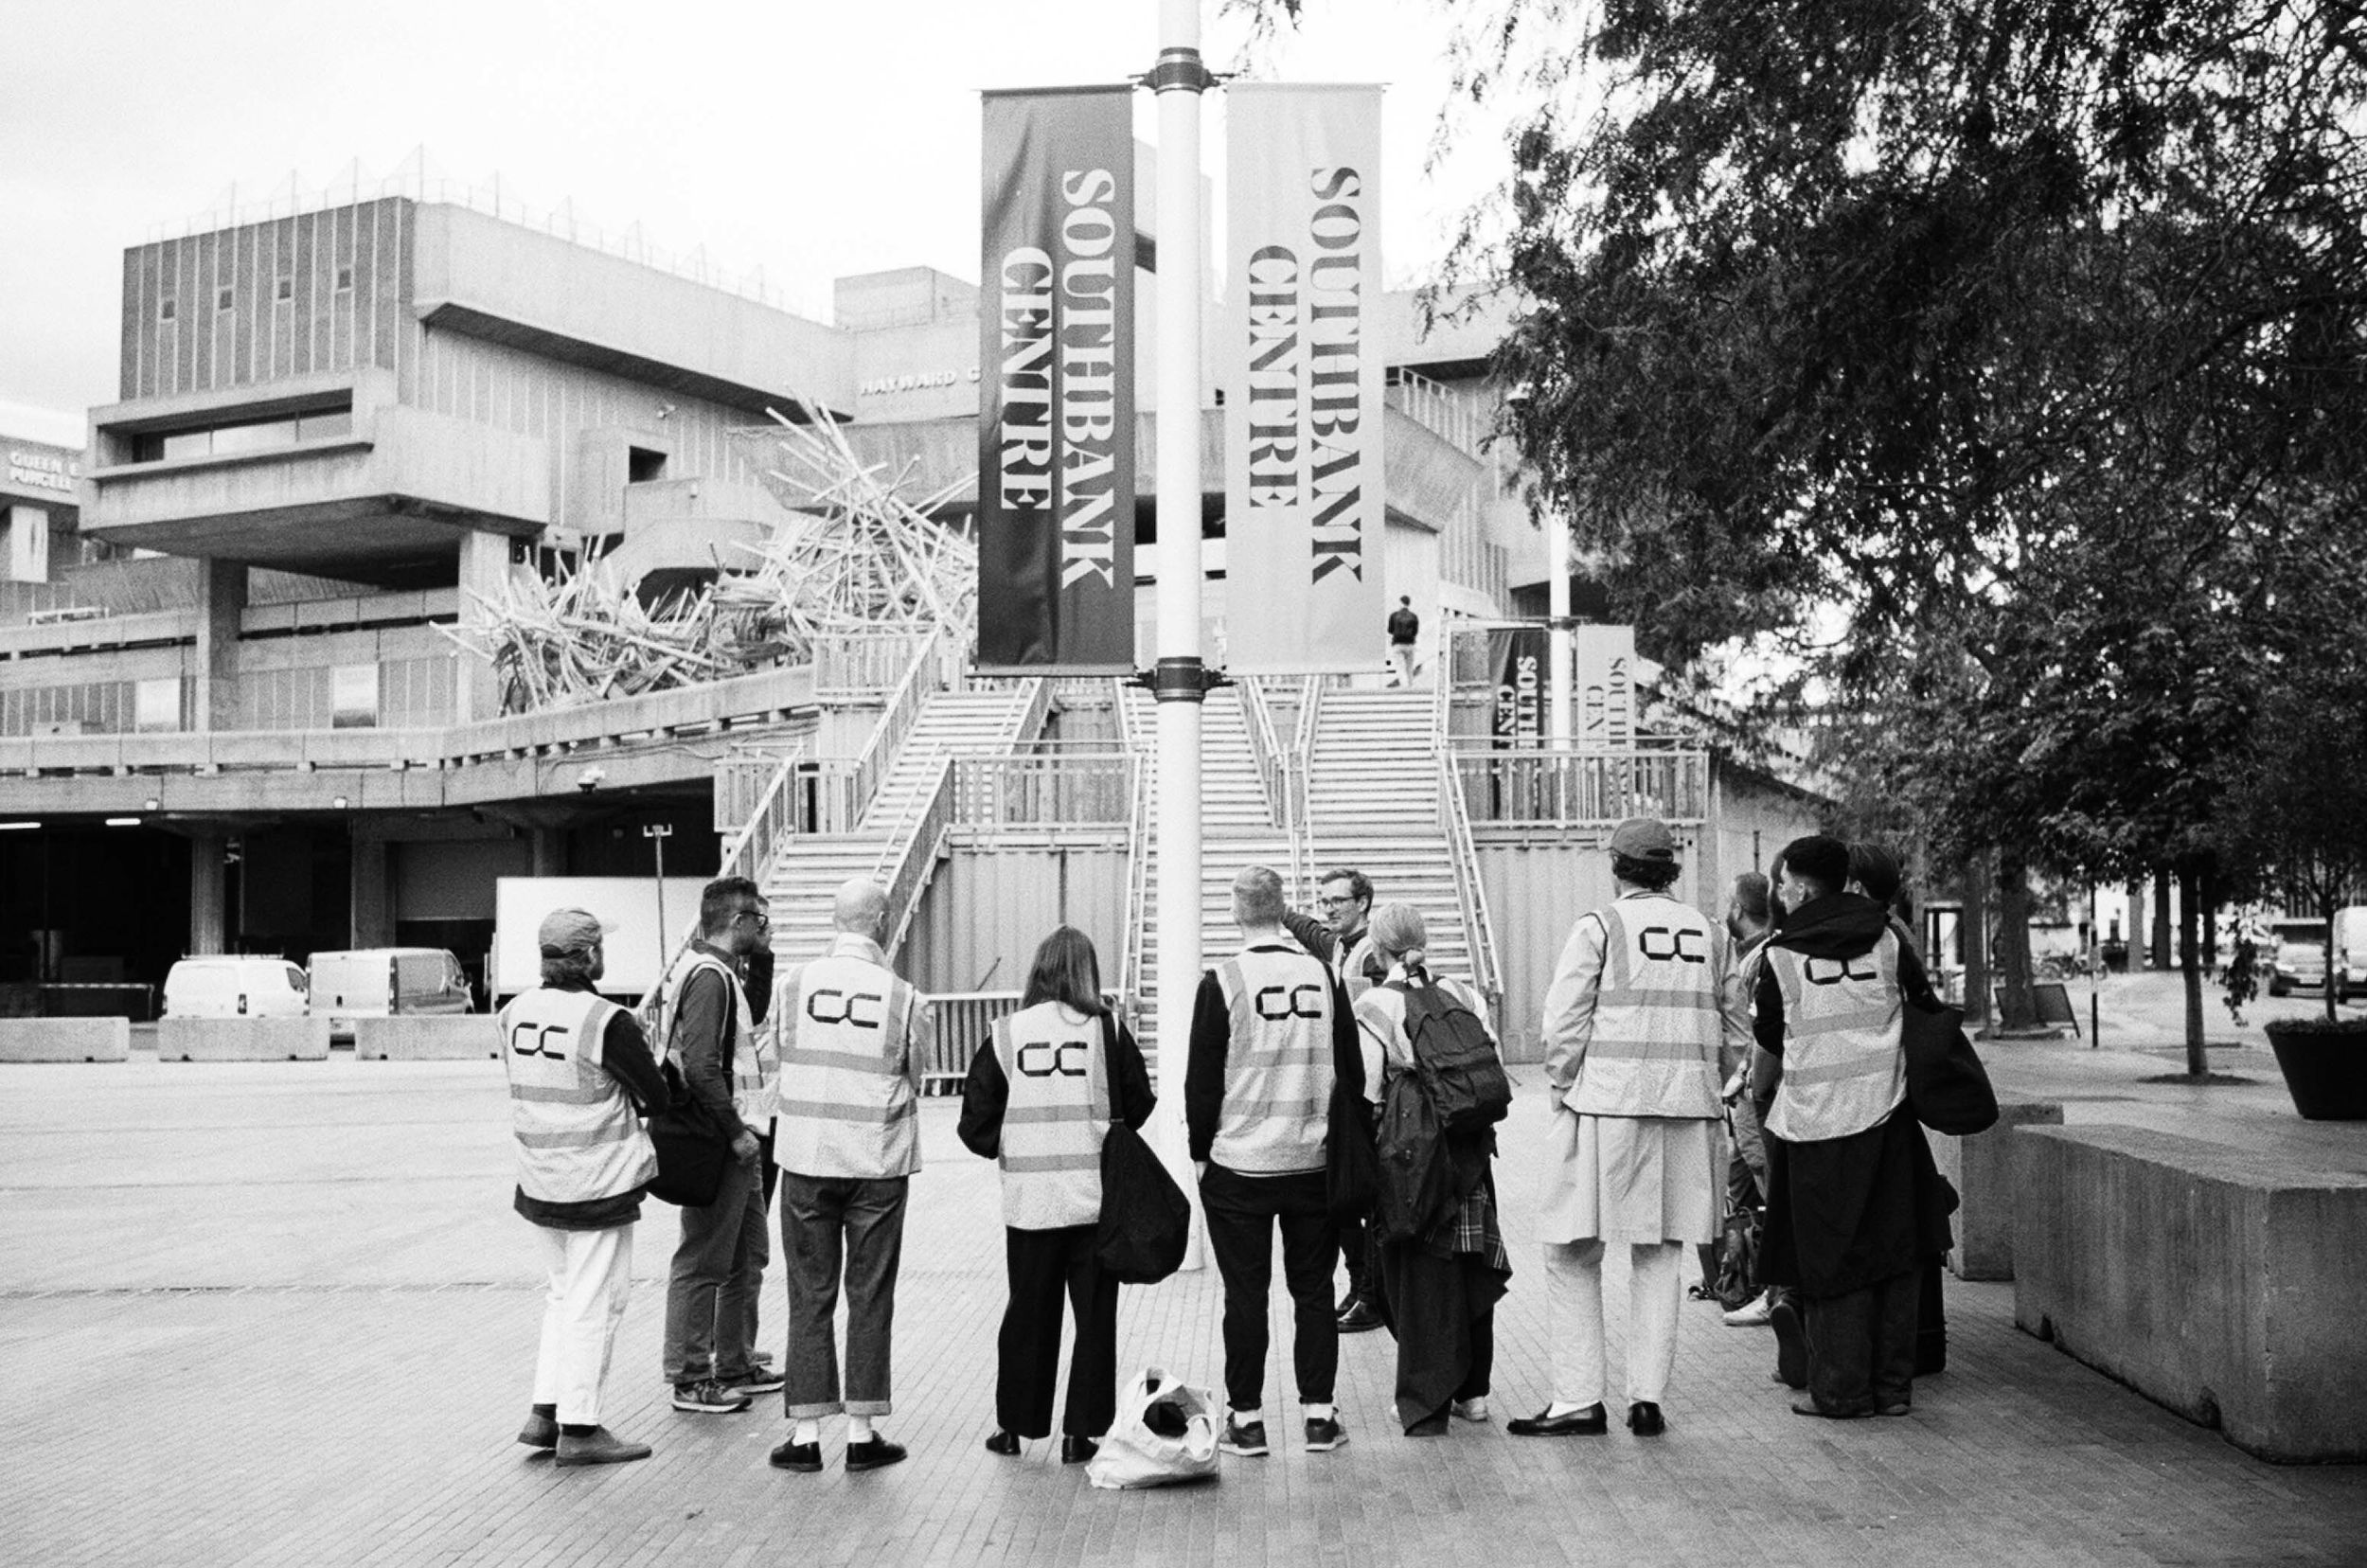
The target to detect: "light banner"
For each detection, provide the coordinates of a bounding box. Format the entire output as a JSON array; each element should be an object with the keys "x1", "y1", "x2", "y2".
[
  {"x1": 1573, "y1": 625, "x2": 1637, "y2": 750},
  {"x1": 975, "y1": 86, "x2": 1136, "y2": 672},
  {"x1": 1222, "y1": 82, "x2": 1385, "y2": 673}
]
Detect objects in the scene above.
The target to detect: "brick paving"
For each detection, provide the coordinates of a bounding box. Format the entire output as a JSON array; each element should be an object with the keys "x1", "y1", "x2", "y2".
[{"x1": 2, "y1": 1049, "x2": 2362, "y2": 1567}]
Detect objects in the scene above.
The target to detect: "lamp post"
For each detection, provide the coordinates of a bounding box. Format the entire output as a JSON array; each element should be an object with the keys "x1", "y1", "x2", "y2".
[{"x1": 644, "y1": 823, "x2": 672, "y2": 989}]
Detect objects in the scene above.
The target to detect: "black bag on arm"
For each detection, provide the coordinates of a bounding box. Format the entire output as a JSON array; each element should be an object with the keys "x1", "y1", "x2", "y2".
[{"x1": 1395, "y1": 979, "x2": 1512, "y2": 1133}]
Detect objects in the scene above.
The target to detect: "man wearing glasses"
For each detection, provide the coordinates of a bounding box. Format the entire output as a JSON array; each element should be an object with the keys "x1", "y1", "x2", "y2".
[
  {"x1": 660, "y1": 875, "x2": 780, "y2": 1415},
  {"x1": 1285, "y1": 868, "x2": 1387, "y2": 1334}
]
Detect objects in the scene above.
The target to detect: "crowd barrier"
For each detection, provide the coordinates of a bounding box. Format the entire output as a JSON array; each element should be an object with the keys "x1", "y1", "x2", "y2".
[
  {"x1": 1931, "y1": 1097, "x2": 2064, "y2": 1281},
  {"x1": 0, "y1": 1018, "x2": 131, "y2": 1063},
  {"x1": 353, "y1": 1016, "x2": 499, "y2": 1060},
  {"x1": 158, "y1": 1018, "x2": 332, "y2": 1062}
]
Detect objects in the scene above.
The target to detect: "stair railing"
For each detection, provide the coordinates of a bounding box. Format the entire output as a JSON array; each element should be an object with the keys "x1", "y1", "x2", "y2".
[
  {"x1": 1291, "y1": 673, "x2": 1325, "y2": 883},
  {"x1": 1436, "y1": 747, "x2": 1504, "y2": 1009},
  {"x1": 1241, "y1": 676, "x2": 1309, "y2": 901},
  {"x1": 872, "y1": 754, "x2": 958, "y2": 960},
  {"x1": 834, "y1": 623, "x2": 947, "y2": 830},
  {"x1": 1114, "y1": 733, "x2": 1153, "y2": 1034}
]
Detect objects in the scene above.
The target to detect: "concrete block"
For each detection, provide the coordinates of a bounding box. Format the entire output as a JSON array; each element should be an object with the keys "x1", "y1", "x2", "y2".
[
  {"x1": 2013, "y1": 1123, "x2": 2367, "y2": 1463},
  {"x1": 1934, "y1": 1097, "x2": 2064, "y2": 1281},
  {"x1": 158, "y1": 1017, "x2": 332, "y2": 1061},
  {"x1": 352, "y1": 1015, "x2": 500, "y2": 1060},
  {"x1": 0, "y1": 1018, "x2": 131, "y2": 1063}
]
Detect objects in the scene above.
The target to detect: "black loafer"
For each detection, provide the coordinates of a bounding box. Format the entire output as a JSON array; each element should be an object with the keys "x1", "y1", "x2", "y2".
[
  {"x1": 1627, "y1": 1401, "x2": 1665, "y2": 1436},
  {"x1": 1059, "y1": 1434, "x2": 1098, "y2": 1464},
  {"x1": 845, "y1": 1436, "x2": 908, "y2": 1471},
  {"x1": 1506, "y1": 1403, "x2": 1608, "y2": 1437},
  {"x1": 768, "y1": 1438, "x2": 823, "y2": 1471},
  {"x1": 985, "y1": 1430, "x2": 1021, "y2": 1456},
  {"x1": 1770, "y1": 1300, "x2": 1807, "y2": 1389}
]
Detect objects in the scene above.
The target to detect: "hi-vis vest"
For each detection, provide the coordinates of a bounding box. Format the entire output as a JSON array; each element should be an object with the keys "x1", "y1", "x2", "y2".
[
  {"x1": 1762, "y1": 931, "x2": 1908, "y2": 1143},
  {"x1": 1212, "y1": 942, "x2": 1335, "y2": 1174},
  {"x1": 774, "y1": 939, "x2": 922, "y2": 1179},
  {"x1": 500, "y1": 987, "x2": 656, "y2": 1204},
  {"x1": 662, "y1": 947, "x2": 770, "y2": 1127},
  {"x1": 991, "y1": 1000, "x2": 1111, "y2": 1230},
  {"x1": 1563, "y1": 896, "x2": 1726, "y2": 1119}
]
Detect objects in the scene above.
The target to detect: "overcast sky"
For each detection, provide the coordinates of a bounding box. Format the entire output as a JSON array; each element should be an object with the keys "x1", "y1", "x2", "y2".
[{"x1": 0, "y1": 0, "x2": 1510, "y2": 438}]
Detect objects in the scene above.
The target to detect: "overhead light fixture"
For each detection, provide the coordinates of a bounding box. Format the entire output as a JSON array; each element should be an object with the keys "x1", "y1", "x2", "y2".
[
  {"x1": 105, "y1": 817, "x2": 141, "y2": 828},
  {"x1": 143, "y1": 797, "x2": 161, "y2": 811},
  {"x1": 332, "y1": 795, "x2": 349, "y2": 810},
  {"x1": 0, "y1": 821, "x2": 40, "y2": 831}
]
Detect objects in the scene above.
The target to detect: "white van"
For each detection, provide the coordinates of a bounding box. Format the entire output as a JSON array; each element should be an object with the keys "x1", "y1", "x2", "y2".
[
  {"x1": 307, "y1": 948, "x2": 473, "y2": 1032},
  {"x1": 162, "y1": 956, "x2": 311, "y2": 1020}
]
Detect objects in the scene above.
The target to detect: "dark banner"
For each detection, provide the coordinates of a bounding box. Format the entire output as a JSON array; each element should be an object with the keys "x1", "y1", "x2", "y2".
[
  {"x1": 976, "y1": 86, "x2": 1137, "y2": 672},
  {"x1": 1489, "y1": 626, "x2": 1547, "y2": 749}
]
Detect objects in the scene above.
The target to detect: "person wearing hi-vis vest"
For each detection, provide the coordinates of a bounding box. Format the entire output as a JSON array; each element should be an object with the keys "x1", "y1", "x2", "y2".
[
  {"x1": 1517, "y1": 817, "x2": 1751, "y2": 1440},
  {"x1": 957, "y1": 926, "x2": 1154, "y2": 1465},
  {"x1": 659, "y1": 875, "x2": 778, "y2": 1417},
  {"x1": 501, "y1": 907, "x2": 667, "y2": 1468},
  {"x1": 1185, "y1": 864, "x2": 1364, "y2": 1460},
  {"x1": 767, "y1": 879, "x2": 929, "y2": 1475},
  {"x1": 1753, "y1": 835, "x2": 1953, "y2": 1421}
]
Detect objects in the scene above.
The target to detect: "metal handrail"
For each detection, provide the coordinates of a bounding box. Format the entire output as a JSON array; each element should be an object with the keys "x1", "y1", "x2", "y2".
[
  {"x1": 1448, "y1": 746, "x2": 1711, "y2": 827},
  {"x1": 1291, "y1": 672, "x2": 1325, "y2": 885},
  {"x1": 1241, "y1": 676, "x2": 1309, "y2": 901},
  {"x1": 1436, "y1": 748, "x2": 1504, "y2": 1007},
  {"x1": 873, "y1": 755, "x2": 958, "y2": 959},
  {"x1": 1239, "y1": 676, "x2": 1285, "y2": 828},
  {"x1": 1008, "y1": 673, "x2": 1052, "y2": 750},
  {"x1": 1114, "y1": 740, "x2": 1152, "y2": 1036}
]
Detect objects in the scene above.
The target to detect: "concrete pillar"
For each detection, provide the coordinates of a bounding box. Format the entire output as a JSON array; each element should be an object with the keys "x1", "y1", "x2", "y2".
[
  {"x1": 530, "y1": 827, "x2": 565, "y2": 877},
  {"x1": 455, "y1": 529, "x2": 515, "y2": 722},
  {"x1": 194, "y1": 558, "x2": 246, "y2": 732},
  {"x1": 188, "y1": 832, "x2": 227, "y2": 954},
  {"x1": 350, "y1": 837, "x2": 392, "y2": 948}
]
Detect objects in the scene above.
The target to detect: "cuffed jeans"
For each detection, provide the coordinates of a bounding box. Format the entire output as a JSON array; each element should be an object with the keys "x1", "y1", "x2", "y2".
[
  {"x1": 1540, "y1": 1238, "x2": 1682, "y2": 1407},
  {"x1": 531, "y1": 1221, "x2": 633, "y2": 1426},
  {"x1": 780, "y1": 1169, "x2": 907, "y2": 1418},
  {"x1": 1803, "y1": 1267, "x2": 1919, "y2": 1415},
  {"x1": 1200, "y1": 1165, "x2": 1339, "y2": 1413},
  {"x1": 663, "y1": 1149, "x2": 765, "y2": 1384}
]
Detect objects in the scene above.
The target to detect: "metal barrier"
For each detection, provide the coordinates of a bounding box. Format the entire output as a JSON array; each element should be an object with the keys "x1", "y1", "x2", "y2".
[
  {"x1": 812, "y1": 632, "x2": 935, "y2": 701},
  {"x1": 1113, "y1": 680, "x2": 1151, "y2": 1020},
  {"x1": 1448, "y1": 745, "x2": 1710, "y2": 826},
  {"x1": 953, "y1": 751, "x2": 1134, "y2": 828},
  {"x1": 712, "y1": 742, "x2": 805, "y2": 835},
  {"x1": 874, "y1": 756, "x2": 958, "y2": 959},
  {"x1": 918, "y1": 989, "x2": 1129, "y2": 1093},
  {"x1": 1435, "y1": 751, "x2": 1504, "y2": 1007}
]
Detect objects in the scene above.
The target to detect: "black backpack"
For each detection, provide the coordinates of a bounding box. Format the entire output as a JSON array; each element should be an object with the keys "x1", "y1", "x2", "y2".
[
  {"x1": 1394, "y1": 979, "x2": 1511, "y2": 1133},
  {"x1": 1373, "y1": 1068, "x2": 1453, "y2": 1245}
]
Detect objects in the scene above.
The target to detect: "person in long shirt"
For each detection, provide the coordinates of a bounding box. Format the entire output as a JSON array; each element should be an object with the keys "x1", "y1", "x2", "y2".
[
  {"x1": 1753, "y1": 834, "x2": 1954, "y2": 1420},
  {"x1": 502, "y1": 908, "x2": 667, "y2": 1468},
  {"x1": 1282, "y1": 866, "x2": 1387, "y2": 1335},
  {"x1": 1515, "y1": 817, "x2": 1751, "y2": 1440},
  {"x1": 659, "y1": 875, "x2": 776, "y2": 1416},
  {"x1": 958, "y1": 926, "x2": 1154, "y2": 1465},
  {"x1": 768, "y1": 879, "x2": 928, "y2": 1474},
  {"x1": 1186, "y1": 864, "x2": 1364, "y2": 1460}
]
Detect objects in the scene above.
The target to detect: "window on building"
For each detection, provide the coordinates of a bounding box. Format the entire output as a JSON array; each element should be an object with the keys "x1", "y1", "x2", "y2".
[
  {"x1": 627, "y1": 447, "x2": 667, "y2": 483},
  {"x1": 158, "y1": 298, "x2": 176, "y2": 322},
  {"x1": 127, "y1": 398, "x2": 355, "y2": 464},
  {"x1": 217, "y1": 287, "x2": 235, "y2": 312},
  {"x1": 335, "y1": 266, "x2": 354, "y2": 292},
  {"x1": 330, "y1": 664, "x2": 379, "y2": 729},
  {"x1": 275, "y1": 276, "x2": 294, "y2": 302},
  {"x1": 133, "y1": 678, "x2": 182, "y2": 734}
]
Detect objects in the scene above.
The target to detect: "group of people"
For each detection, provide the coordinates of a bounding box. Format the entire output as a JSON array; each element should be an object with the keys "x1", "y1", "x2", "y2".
[{"x1": 499, "y1": 817, "x2": 1951, "y2": 1471}]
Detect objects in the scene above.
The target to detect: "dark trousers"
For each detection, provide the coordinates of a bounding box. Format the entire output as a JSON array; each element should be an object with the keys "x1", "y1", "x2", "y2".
[
  {"x1": 740, "y1": 1127, "x2": 775, "y2": 1362},
  {"x1": 1802, "y1": 1267, "x2": 1920, "y2": 1415},
  {"x1": 663, "y1": 1150, "x2": 765, "y2": 1383},
  {"x1": 997, "y1": 1224, "x2": 1120, "y2": 1438},
  {"x1": 1339, "y1": 1210, "x2": 1383, "y2": 1309},
  {"x1": 1201, "y1": 1165, "x2": 1339, "y2": 1413},
  {"x1": 779, "y1": 1170, "x2": 908, "y2": 1418}
]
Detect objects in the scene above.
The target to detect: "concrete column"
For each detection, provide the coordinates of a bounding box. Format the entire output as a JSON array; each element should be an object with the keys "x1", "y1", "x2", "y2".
[
  {"x1": 349, "y1": 837, "x2": 392, "y2": 948},
  {"x1": 188, "y1": 832, "x2": 227, "y2": 954},
  {"x1": 454, "y1": 529, "x2": 514, "y2": 722},
  {"x1": 530, "y1": 827, "x2": 565, "y2": 877},
  {"x1": 194, "y1": 558, "x2": 246, "y2": 732}
]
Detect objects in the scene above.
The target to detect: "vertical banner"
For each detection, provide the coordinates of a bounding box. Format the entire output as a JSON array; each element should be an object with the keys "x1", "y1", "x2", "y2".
[
  {"x1": 1488, "y1": 627, "x2": 1548, "y2": 749},
  {"x1": 976, "y1": 87, "x2": 1136, "y2": 672},
  {"x1": 1222, "y1": 83, "x2": 1385, "y2": 673},
  {"x1": 1573, "y1": 625, "x2": 1637, "y2": 750}
]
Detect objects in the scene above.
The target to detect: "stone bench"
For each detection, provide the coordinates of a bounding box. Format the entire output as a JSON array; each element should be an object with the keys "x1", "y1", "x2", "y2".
[
  {"x1": 158, "y1": 1017, "x2": 332, "y2": 1061},
  {"x1": 352, "y1": 1015, "x2": 499, "y2": 1060},
  {"x1": 2013, "y1": 1123, "x2": 2367, "y2": 1463},
  {"x1": 1932, "y1": 1097, "x2": 2064, "y2": 1281},
  {"x1": 0, "y1": 1018, "x2": 131, "y2": 1063}
]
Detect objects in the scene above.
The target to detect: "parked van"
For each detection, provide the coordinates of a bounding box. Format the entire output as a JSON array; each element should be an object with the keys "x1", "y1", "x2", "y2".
[
  {"x1": 308, "y1": 948, "x2": 473, "y2": 1032},
  {"x1": 162, "y1": 956, "x2": 311, "y2": 1020}
]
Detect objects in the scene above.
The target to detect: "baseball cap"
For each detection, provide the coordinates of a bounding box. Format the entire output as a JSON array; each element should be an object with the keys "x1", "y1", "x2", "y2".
[
  {"x1": 1609, "y1": 817, "x2": 1679, "y2": 863},
  {"x1": 538, "y1": 907, "x2": 617, "y2": 957}
]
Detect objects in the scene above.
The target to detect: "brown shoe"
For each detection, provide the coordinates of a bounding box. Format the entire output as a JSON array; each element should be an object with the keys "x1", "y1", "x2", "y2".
[{"x1": 554, "y1": 1426, "x2": 651, "y2": 1467}]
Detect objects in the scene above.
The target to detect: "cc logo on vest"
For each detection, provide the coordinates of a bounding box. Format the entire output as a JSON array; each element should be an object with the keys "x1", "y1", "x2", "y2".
[
  {"x1": 1638, "y1": 925, "x2": 1708, "y2": 964},
  {"x1": 807, "y1": 989, "x2": 885, "y2": 1028},
  {"x1": 1254, "y1": 984, "x2": 1328, "y2": 1021},
  {"x1": 508, "y1": 1022, "x2": 572, "y2": 1060},
  {"x1": 1804, "y1": 954, "x2": 1882, "y2": 986},
  {"x1": 1016, "y1": 1039, "x2": 1091, "y2": 1078}
]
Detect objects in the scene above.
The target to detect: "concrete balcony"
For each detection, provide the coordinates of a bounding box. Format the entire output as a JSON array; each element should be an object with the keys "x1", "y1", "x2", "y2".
[{"x1": 604, "y1": 477, "x2": 784, "y2": 589}]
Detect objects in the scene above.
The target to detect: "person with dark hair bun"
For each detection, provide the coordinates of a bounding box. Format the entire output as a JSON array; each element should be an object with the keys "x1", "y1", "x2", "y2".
[{"x1": 959, "y1": 927, "x2": 1153, "y2": 1466}]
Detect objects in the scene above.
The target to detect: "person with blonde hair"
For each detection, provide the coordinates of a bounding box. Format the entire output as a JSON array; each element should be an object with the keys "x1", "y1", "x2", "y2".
[
  {"x1": 958, "y1": 927, "x2": 1154, "y2": 1465},
  {"x1": 1353, "y1": 903, "x2": 1510, "y2": 1435}
]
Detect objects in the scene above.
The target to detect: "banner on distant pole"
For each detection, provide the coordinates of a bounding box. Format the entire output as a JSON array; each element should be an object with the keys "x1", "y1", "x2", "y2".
[
  {"x1": 975, "y1": 86, "x2": 1136, "y2": 673},
  {"x1": 1488, "y1": 627, "x2": 1547, "y2": 749},
  {"x1": 1573, "y1": 625, "x2": 1636, "y2": 750},
  {"x1": 1222, "y1": 83, "x2": 1385, "y2": 673}
]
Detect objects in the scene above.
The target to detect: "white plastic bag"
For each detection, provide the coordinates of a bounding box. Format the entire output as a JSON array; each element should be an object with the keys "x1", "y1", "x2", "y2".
[{"x1": 1084, "y1": 1365, "x2": 1220, "y2": 1490}]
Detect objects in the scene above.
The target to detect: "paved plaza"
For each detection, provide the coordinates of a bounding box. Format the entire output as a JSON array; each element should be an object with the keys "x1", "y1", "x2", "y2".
[{"x1": 4, "y1": 981, "x2": 2364, "y2": 1567}]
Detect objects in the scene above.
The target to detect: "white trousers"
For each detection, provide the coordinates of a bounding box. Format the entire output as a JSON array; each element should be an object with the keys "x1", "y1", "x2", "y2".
[
  {"x1": 1540, "y1": 1238, "x2": 1683, "y2": 1407},
  {"x1": 532, "y1": 1222, "x2": 635, "y2": 1426}
]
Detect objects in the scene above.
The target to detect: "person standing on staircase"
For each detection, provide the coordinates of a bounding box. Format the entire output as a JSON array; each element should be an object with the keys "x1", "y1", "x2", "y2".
[
  {"x1": 1284, "y1": 868, "x2": 1386, "y2": 1335},
  {"x1": 1386, "y1": 596, "x2": 1420, "y2": 687}
]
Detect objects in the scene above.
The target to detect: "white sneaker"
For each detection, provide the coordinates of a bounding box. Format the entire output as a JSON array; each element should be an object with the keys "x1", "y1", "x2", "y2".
[
  {"x1": 1723, "y1": 1292, "x2": 1774, "y2": 1327},
  {"x1": 1450, "y1": 1397, "x2": 1489, "y2": 1422}
]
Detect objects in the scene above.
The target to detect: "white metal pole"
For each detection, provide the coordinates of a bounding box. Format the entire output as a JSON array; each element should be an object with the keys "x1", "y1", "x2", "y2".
[
  {"x1": 1546, "y1": 511, "x2": 1574, "y2": 745},
  {"x1": 1150, "y1": 0, "x2": 1210, "y2": 1268}
]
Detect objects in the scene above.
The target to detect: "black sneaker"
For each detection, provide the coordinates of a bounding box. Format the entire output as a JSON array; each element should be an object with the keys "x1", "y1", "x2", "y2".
[
  {"x1": 1304, "y1": 1413, "x2": 1348, "y2": 1452},
  {"x1": 1219, "y1": 1416, "x2": 1270, "y2": 1456},
  {"x1": 671, "y1": 1379, "x2": 753, "y2": 1414}
]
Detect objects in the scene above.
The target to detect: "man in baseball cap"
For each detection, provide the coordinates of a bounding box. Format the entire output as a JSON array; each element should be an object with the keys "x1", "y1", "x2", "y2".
[{"x1": 538, "y1": 907, "x2": 618, "y2": 957}]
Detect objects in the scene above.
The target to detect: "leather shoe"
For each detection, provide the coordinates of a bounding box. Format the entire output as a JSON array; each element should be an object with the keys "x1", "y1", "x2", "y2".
[
  {"x1": 1060, "y1": 1435, "x2": 1098, "y2": 1465},
  {"x1": 1506, "y1": 1403, "x2": 1608, "y2": 1437},
  {"x1": 1337, "y1": 1300, "x2": 1383, "y2": 1333},
  {"x1": 517, "y1": 1409, "x2": 558, "y2": 1450},
  {"x1": 1769, "y1": 1299, "x2": 1807, "y2": 1389},
  {"x1": 553, "y1": 1426, "x2": 651, "y2": 1467},
  {"x1": 845, "y1": 1435, "x2": 908, "y2": 1471},
  {"x1": 1791, "y1": 1398, "x2": 1871, "y2": 1420},
  {"x1": 1627, "y1": 1401, "x2": 1665, "y2": 1436},
  {"x1": 985, "y1": 1430, "x2": 1021, "y2": 1456},
  {"x1": 769, "y1": 1438, "x2": 823, "y2": 1471}
]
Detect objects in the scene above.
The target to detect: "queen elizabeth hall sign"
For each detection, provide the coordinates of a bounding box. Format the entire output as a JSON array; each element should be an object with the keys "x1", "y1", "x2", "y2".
[{"x1": 975, "y1": 86, "x2": 1138, "y2": 673}]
